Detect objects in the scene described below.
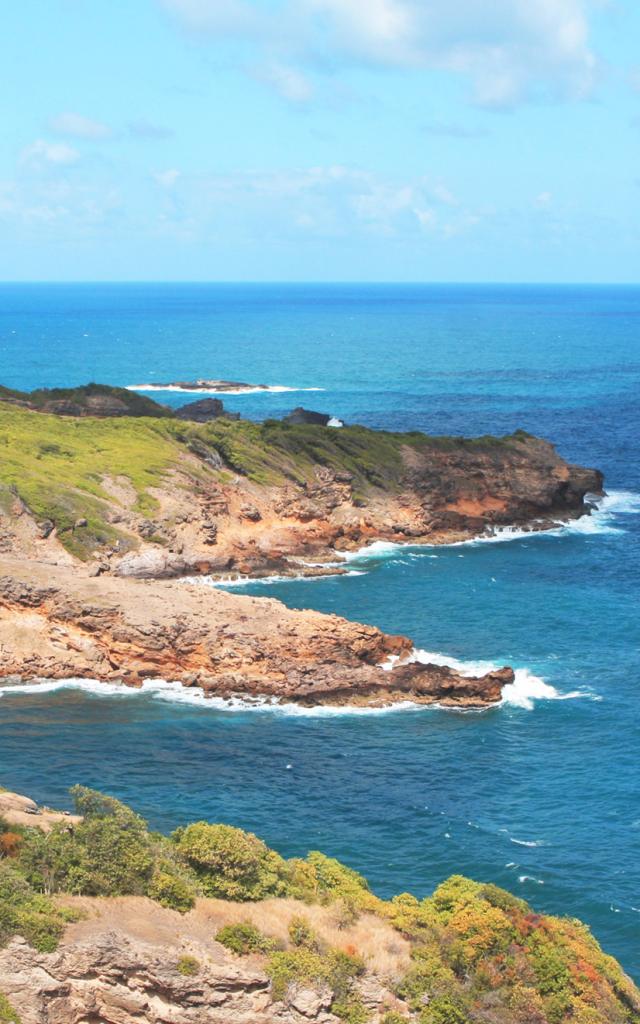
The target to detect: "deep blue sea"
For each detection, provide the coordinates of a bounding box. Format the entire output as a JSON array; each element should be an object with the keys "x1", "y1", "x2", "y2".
[{"x1": 0, "y1": 284, "x2": 638, "y2": 978}]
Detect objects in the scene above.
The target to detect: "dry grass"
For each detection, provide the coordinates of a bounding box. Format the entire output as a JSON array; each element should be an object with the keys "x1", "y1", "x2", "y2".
[{"x1": 59, "y1": 894, "x2": 411, "y2": 981}]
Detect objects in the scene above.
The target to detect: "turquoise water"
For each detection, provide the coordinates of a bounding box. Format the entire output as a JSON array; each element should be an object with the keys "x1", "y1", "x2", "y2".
[{"x1": 0, "y1": 284, "x2": 639, "y2": 977}]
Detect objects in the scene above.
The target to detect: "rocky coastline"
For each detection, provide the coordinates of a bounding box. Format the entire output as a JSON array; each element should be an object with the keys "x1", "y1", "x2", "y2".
[{"x1": 0, "y1": 384, "x2": 604, "y2": 707}]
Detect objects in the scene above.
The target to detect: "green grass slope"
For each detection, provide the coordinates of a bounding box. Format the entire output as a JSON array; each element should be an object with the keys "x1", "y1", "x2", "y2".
[{"x1": 0, "y1": 397, "x2": 529, "y2": 559}]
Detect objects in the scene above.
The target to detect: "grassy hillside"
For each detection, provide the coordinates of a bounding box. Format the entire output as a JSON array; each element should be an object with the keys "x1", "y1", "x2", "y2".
[
  {"x1": 1, "y1": 787, "x2": 638, "y2": 1024},
  {"x1": 0, "y1": 399, "x2": 529, "y2": 559}
]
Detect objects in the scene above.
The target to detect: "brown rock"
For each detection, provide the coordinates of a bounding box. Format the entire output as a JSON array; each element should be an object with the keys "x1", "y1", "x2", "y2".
[{"x1": 0, "y1": 559, "x2": 510, "y2": 709}]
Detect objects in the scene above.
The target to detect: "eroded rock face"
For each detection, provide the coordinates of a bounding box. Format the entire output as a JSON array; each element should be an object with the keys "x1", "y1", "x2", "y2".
[
  {"x1": 0, "y1": 934, "x2": 333, "y2": 1024},
  {"x1": 0, "y1": 559, "x2": 510, "y2": 708}
]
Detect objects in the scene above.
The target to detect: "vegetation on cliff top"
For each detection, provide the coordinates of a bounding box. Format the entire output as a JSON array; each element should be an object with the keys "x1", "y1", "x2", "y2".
[
  {"x1": 1, "y1": 787, "x2": 638, "y2": 1023},
  {"x1": 0, "y1": 389, "x2": 531, "y2": 559}
]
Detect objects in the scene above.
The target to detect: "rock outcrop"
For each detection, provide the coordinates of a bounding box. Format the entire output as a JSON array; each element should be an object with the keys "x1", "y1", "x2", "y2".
[
  {"x1": 0, "y1": 559, "x2": 510, "y2": 708},
  {"x1": 175, "y1": 397, "x2": 240, "y2": 421},
  {"x1": 283, "y1": 408, "x2": 344, "y2": 427}
]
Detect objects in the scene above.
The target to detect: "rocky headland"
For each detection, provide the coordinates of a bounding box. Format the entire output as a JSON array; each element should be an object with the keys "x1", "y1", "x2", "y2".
[
  {"x1": 0, "y1": 383, "x2": 603, "y2": 707},
  {"x1": 0, "y1": 557, "x2": 511, "y2": 707}
]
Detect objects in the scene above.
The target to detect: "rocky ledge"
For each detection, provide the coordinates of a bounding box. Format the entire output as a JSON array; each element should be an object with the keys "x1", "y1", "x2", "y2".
[{"x1": 0, "y1": 558, "x2": 510, "y2": 708}]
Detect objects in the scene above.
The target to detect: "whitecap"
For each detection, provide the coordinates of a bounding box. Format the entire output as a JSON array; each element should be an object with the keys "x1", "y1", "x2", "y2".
[
  {"x1": 511, "y1": 838, "x2": 544, "y2": 848},
  {"x1": 518, "y1": 875, "x2": 545, "y2": 885},
  {"x1": 0, "y1": 677, "x2": 425, "y2": 717}
]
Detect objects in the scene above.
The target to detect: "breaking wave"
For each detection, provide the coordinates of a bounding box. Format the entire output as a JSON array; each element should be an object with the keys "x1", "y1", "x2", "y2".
[
  {"x1": 0, "y1": 677, "x2": 422, "y2": 716},
  {"x1": 180, "y1": 569, "x2": 366, "y2": 588},
  {"x1": 340, "y1": 490, "x2": 640, "y2": 564},
  {"x1": 382, "y1": 648, "x2": 599, "y2": 711},
  {"x1": 126, "y1": 383, "x2": 325, "y2": 395}
]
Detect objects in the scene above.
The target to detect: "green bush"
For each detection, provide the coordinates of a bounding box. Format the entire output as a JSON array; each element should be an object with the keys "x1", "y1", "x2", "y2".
[
  {"x1": 147, "y1": 868, "x2": 197, "y2": 913},
  {"x1": 419, "y1": 995, "x2": 469, "y2": 1024},
  {"x1": 267, "y1": 947, "x2": 365, "y2": 1005},
  {"x1": 172, "y1": 822, "x2": 289, "y2": 901},
  {"x1": 176, "y1": 955, "x2": 200, "y2": 976},
  {"x1": 331, "y1": 994, "x2": 369, "y2": 1024},
  {"x1": 380, "y1": 1014, "x2": 409, "y2": 1024},
  {"x1": 17, "y1": 788, "x2": 154, "y2": 897},
  {"x1": 216, "y1": 921, "x2": 277, "y2": 955}
]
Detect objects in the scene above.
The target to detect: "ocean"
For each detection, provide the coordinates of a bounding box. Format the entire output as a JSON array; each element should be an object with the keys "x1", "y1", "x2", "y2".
[{"x1": 0, "y1": 283, "x2": 638, "y2": 979}]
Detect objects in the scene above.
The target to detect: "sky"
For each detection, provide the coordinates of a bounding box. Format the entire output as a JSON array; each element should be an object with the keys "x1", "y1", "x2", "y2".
[{"x1": 1, "y1": 0, "x2": 639, "y2": 282}]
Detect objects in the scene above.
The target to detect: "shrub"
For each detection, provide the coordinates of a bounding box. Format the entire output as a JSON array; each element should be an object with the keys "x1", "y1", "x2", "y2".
[
  {"x1": 17, "y1": 789, "x2": 154, "y2": 898},
  {"x1": 172, "y1": 822, "x2": 289, "y2": 901},
  {"x1": 381, "y1": 1014, "x2": 409, "y2": 1024},
  {"x1": 419, "y1": 995, "x2": 469, "y2": 1024},
  {"x1": 147, "y1": 868, "x2": 197, "y2": 913},
  {"x1": 267, "y1": 947, "x2": 365, "y2": 1006},
  {"x1": 176, "y1": 955, "x2": 200, "y2": 976},
  {"x1": 288, "y1": 916, "x2": 320, "y2": 951},
  {"x1": 216, "y1": 921, "x2": 277, "y2": 955},
  {"x1": 0, "y1": 862, "x2": 74, "y2": 952},
  {"x1": 0, "y1": 833, "x2": 22, "y2": 859},
  {"x1": 331, "y1": 993, "x2": 369, "y2": 1024}
]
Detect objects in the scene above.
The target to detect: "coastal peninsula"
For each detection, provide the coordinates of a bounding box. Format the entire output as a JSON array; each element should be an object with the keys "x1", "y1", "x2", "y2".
[{"x1": 0, "y1": 383, "x2": 603, "y2": 709}]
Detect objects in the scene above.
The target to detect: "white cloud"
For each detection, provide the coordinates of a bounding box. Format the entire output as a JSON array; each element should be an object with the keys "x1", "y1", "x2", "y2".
[
  {"x1": 20, "y1": 140, "x2": 80, "y2": 167},
  {"x1": 535, "y1": 191, "x2": 553, "y2": 207},
  {"x1": 50, "y1": 112, "x2": 112, "y2": 139},
  {"x1": 160, "y1": 0, "x2": 598, "y2": 107},
  {"x1": 149, "y1": 163, "x2": 480, "y2": 243},
  {"x1": 0, "y1": 177, "x2": 122, "y2": 232}
]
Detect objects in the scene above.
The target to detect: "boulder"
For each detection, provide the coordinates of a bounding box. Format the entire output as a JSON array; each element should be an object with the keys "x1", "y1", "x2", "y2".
[{"x1": 114, "y1": 550, "x2": 190, "y2": 579}]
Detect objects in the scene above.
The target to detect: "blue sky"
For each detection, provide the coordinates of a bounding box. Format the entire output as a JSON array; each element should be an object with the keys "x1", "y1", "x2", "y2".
[{"x1": 1, "y1": 0, "x2": 639, "y2": 281}]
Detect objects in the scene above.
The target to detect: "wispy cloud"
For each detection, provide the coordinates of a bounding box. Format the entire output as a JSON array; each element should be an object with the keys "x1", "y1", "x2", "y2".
[
  {"x1": 154, "y1": 168, "x2": 181, "y2": 188},
  {"x1": 149, "y1": 163, "x2": 482, "y2": 243},
  {"x1": 20, "y1": 139, "x2": 81, "y2": 167},
  {"x1": 160, "y1": 0, "x2": 598, "y2": 108},
  {"x1": 257, "y1": 63, "x2": 314, "y2": 103},
  {"x1": 128, "y1": 119, "x2": 174, "y2": 139},
  {"x1": 50, "y1": 112, "x2": 112, "y2": 140}
]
